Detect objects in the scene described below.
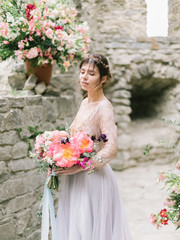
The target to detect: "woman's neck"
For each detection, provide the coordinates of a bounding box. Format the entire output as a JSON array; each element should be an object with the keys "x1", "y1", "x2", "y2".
[{"x1": 87, "y1": 88, "x2": 105, "y2": 103}]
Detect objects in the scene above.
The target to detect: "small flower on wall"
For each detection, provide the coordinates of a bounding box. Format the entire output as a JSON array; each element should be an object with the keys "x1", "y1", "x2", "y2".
[{"x1": 0, "y1": 0, "x2": 90, "y2": 72}]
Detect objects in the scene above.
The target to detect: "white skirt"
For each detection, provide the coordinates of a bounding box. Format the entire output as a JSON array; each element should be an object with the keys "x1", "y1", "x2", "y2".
[{"x1": 56, "y1": 164, "x2": 132, "y2": 240}]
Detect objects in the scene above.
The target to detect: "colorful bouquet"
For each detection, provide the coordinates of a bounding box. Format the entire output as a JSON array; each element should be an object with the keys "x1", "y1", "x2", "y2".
[
  {"x1": 0, "y1": 0, "x2": 90, "y2": 72},
  {"x1": 150, "y1": 160, "x2": 180, "y2": 229},
  {"x1": 33, "y1": 130, "x2": 107, "y2": 190}
]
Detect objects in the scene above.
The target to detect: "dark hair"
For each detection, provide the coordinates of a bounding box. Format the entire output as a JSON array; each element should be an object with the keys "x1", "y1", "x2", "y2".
[{"x1": 79, "y1": 53, "x2": 112, "y2": 88}]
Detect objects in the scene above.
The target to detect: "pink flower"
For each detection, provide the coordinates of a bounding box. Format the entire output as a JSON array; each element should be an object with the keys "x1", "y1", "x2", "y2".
[
  {"x1": 176, "y1": 160, "x2": 180, "y2": 170},
  {"x1": 3, "y1": 41, "x2": 9, "y2": 45},
  {"x1": 172, "y1": 186, "x2": 178, "y2": 193},
  {"x1": 63, "y1": 60, "x2": 70, "y2": 68},
  {"x1": 150, "y1": 213, "x2": 157, "y2": 225},
  {"x1": 28, "y1": 19, "x2": 35, "y2": 33},
  {"x1": 0, "y1": 22, "x2": 9, "y2": 37},
  {"x1": 18, "y1": 41, "x2": 25, "y2": 49},
  {"x1": 71, "y1": 132, "x2": 93, "y2": 154},
  {"x1": 26, "y1": 47, "x2": 39, "y2": 59},
  {"x1": 53, "y1": 142, "x2": 79, "y2": 167},
  {"x1": 158, "y1": 172, "x2": 166, "y2": 181},
  {"x1": 45, "y1": 28, "x2": 53, "y2": 39},
  {"x1": 51, "y1": 130, "x2": 68, "y2": 142}
]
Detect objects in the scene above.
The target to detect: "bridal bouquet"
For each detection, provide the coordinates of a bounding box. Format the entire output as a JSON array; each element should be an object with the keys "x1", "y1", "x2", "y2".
[
  {"x1": 33, "y1": 130, "x2": 107, "y2": 190},
  {"x1": 0, "y1": 0, "x2": 90, "y2": 71},
  {"x1": 150, "y1": 160, "x2": 180, "y2": 229}
]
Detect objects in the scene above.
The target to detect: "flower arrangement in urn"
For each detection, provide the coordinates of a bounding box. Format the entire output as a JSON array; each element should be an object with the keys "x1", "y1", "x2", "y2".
[{"x1": 0, "y1": 0, "x2": 90, "y2": 83}]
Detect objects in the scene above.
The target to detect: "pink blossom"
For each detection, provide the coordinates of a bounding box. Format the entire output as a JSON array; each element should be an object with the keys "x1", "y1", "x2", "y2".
[
  {"x1": 150, "y1": 213, "x2": 156, "y2": 225},
  {"x1": 45, "y1": 28, "x2": 53, "y2": 39},
  {"x1": 158, "y1": 172, "x2": 166, "y2": 181},
  {"x1": 29, "y1": 36, "x2": 33, "y2": 41},
  {"x1": 53, "y1": 142, "x2": 79, "y2": 167},
  {"x1": 3, "y1": 41, "x2": 9, "y2": 45},
  {"x1": 63, "y1": 61, "x2": 70, "y2": 68},
  {"x1": 18, "y1": 41, "x2": 25, "y2": 49},
  {"x1": 71, "y1": 132, "x2": 93, "y2": 154},
  {"x1": 172, "y1": 186, "x2": 178, "y2": 193},
  {"x1": 26, "y1": 47, "x2": 39, "y2": 59},
  {"x1": 36, "y1": 30, "x2": 42, "y2": 36},
  {"x1": 0, "y1": 22, "x2": 9, "y2": 37},
  {"x1": 51, "y1": 130, "x2": 68, "y2": 142},
  {"x1": 28, "y1": 19, "x2": 35, "y2": 33},
  {"x1": 176, "y1": 160, "x2": 180, "y2": 170}
]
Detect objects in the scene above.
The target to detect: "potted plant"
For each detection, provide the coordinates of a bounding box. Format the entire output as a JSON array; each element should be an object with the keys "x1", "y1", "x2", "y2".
[{"x1": 0, "y1": 0, "x2": 90, "y2": 84}]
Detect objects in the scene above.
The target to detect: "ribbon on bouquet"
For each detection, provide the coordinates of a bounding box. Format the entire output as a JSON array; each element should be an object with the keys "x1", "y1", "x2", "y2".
[{"x1": 41, "y1": 172, "x2": 58, "y2": 240}]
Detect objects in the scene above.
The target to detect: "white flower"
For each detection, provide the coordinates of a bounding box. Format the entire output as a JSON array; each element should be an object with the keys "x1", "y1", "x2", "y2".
[
  {"x1": 6, "y1": 12, "x2": 14, "y2": 23},
  {"x1": 47, "y1": 158, "x2": 53, "y2": 165},
  {"x1": 44, "y1": 131, "x2": 53, "y2": 140}
]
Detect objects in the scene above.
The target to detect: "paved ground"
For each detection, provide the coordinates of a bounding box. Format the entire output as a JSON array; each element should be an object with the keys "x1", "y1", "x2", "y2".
[{"x1": 114, "y1": 160, "x2": 180, "y2": 240}]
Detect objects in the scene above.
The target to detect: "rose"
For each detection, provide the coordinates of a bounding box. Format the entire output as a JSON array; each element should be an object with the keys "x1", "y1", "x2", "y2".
[
  {"x1": 160, "y1": 209, "x2": 168, "y2": 218},
  {"x1": 26, "y1": 47, "x2": 39, "y2": 59},
  {"x1": 26, "y1": 3, "x2": 36, "y2": 21}
]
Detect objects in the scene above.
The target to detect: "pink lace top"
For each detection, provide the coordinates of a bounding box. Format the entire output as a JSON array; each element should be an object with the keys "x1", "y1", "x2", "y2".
[{"x1": 70, "y1": 98, "x2": 118, "y2": 164}]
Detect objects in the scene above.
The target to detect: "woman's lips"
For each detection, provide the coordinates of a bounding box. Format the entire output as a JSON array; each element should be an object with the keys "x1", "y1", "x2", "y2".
[{"x1": 81, "y1": 81, "x2": 89, "y2": 86}]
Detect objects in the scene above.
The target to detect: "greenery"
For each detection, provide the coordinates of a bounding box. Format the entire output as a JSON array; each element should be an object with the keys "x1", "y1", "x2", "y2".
[{"x1": 0, "y1": 0, "x2": 90, "y2": 72}]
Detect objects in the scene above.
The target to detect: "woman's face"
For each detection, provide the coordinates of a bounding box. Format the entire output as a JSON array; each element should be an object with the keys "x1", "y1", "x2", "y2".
[{"x1": 79, "y1": 63, "x2": 102, "y2": 92}]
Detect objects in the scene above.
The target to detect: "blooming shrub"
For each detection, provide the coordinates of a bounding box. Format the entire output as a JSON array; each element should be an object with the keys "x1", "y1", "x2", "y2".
[
  {"x1": 0, "y1": 0, "x2": 90, "y2": 72},
  {"x1": 150, "y1": 160, "x2": 180, "y2": 230}
]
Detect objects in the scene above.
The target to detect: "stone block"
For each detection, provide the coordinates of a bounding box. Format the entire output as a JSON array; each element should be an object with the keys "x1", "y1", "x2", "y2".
[
  {"x1": 115, "y1": 114, "x2": 131, "y2": 123},
  {"x1": 24, "y1": 95, "x2": 42, "y2": 105},
  {"x1": 22, "y1": 105, "x2": 44, "y2": 127},
  {"x1": 12, "y1": 61, "x2": 25, "y2": 73},
  {"x1": 6, "y1": 193, "x2": 36, "y2": 215},
  {"x1": 0, "y1": 109, "x2": 23, "y2": 132},
  {"x1": 0, "y1": 178, "x2": 25, "y2": 203},
  {"x1": 12, "y1": 141, "x2": 28, "y2": 159},
  {"x1": 43, "y1": 98, "x2": 59, "y2": 122},
  {"x1": 8, "y1": 96, "x2": 25, "y2": 108},
  {"x1": 35, "y1": 82, "x2": 47, "y2": 95},
  {"x1": 113, "y1": 90, "x2": 131, "y2": 99},
  {"x1": 0, "y1": 218, "x2": 17, "y2": 240},
  {"x1": 0, "y1": 146, "x2": 12, "y2": 161},
  {"x1": 0, "y1": 131, "x2": 19, "y2": 145},
  {"x1": 24, "y1": 74, "x2": 37, "y2": 90},
  {"x1": 0, "y1": 161, "x2": 7, "y2": 176},
  {"x1": 8, "y1": 157, "x2": 37, "y2": 172},
  {"x1": 45, "y1": 84, "x2": 60, "y2": 96},
  {"x1": 112, "y1": 98, "x2": 130, "y2": 106},
  {"x1": 16, "y1": 209, "x2": 31, "y2": 235},
  {"x1": 115, "y1": 105, "x2": 132, "y2": 115},
  {"x1": 0, "y1": 98, "x2": 9, "y2": 113},
  {"x1": 8, "y1": 72, "x2": 26, "y2": 90},
  {"x1": 26, "y1": 230, "x2": 41, "y2": 240}
]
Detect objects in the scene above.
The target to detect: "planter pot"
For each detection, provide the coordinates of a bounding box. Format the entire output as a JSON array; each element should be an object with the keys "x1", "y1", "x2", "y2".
[{"x1": 25, "y1": 60, "x2": 53, "y2": 85}]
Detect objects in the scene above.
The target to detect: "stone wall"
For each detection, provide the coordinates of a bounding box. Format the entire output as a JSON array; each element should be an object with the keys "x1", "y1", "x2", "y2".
[
  {"x1": 0, "y1": 95, "x2": 78, "y2": 240},
  {"x1": 168, "y1": 0, "x2": 180, "y2": 36}
]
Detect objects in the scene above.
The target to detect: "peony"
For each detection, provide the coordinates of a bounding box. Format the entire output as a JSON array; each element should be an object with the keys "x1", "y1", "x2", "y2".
[
  {"x1": 71, "y1": 132, "x2": 94, "y2": 154},
  {"x1": 53, "y1": 142, "x2": 80, "y2": 167}
]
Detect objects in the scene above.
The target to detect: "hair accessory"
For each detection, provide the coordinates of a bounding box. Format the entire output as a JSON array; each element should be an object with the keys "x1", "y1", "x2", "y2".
[{"x1": 87, "y1": 55, "x2": 109, "y2": 69}]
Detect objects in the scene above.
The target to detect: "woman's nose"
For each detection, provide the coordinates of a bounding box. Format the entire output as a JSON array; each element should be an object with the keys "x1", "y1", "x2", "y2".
[{"x1": 83, "y1": 72, "x2": 88, "y2": 80}]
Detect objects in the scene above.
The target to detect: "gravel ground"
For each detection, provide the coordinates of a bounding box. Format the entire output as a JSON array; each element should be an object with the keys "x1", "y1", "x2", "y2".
[{"x1": 114, "y1": 161, "x2": 180, "y2": 240}]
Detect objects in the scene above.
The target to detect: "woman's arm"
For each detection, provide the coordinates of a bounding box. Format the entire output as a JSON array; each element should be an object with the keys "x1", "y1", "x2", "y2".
[{"x1": 92, "y1": 101, "x2": 118, "y2": 170}]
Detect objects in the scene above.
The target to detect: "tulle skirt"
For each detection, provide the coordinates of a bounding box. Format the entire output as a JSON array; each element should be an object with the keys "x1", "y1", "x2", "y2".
[{"x1": 56, "y1": 164, "x2": 132, "y2": 240}]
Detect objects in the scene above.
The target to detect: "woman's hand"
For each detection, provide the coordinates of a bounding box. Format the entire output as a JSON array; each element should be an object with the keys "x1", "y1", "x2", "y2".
[{"x1": 54, "y1": 165, "x2": 84, "y2": 176}]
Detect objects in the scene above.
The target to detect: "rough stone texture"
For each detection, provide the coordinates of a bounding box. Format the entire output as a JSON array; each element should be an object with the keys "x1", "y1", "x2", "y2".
[
  {"x1": 168, "y1": 0, "x2": 180, "y2": 36},
  {"x1": 1, "y1": 0, "x2": 180, "y2": 239},
  {"x1": 24, "y1": 74, "x2": 37, "y2": 90}
]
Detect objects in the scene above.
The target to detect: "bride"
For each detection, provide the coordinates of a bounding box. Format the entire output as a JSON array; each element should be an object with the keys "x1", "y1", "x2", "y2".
[{"x1": 55, "y1": 53, "x2": 132, "y2": 240}]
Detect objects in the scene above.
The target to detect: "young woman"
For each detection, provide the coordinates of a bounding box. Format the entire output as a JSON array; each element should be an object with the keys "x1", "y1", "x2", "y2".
[{"x1": 55, "y1": 53, "x2": 132, "y2": 240}]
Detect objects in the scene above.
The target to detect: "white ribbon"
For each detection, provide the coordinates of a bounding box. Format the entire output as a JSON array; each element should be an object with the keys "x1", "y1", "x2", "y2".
[{"x1": 41, "y1": 176, "x2": 58, "y2": 240}]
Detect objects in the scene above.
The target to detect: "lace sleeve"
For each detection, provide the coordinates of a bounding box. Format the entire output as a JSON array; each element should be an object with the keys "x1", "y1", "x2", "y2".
[{"x1": 95, "y1": 100, "x2": 118, "y2": 166}]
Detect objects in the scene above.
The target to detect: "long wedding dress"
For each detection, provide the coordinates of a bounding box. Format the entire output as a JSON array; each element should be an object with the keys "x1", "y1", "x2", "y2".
[{"x1": 56, "y1": 98, "x2": 132, "y2": 240}]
